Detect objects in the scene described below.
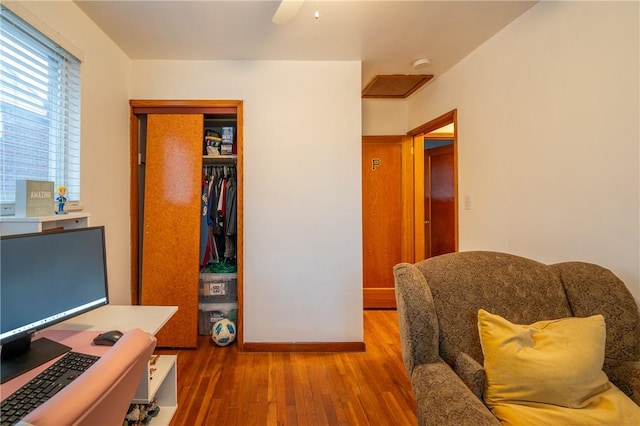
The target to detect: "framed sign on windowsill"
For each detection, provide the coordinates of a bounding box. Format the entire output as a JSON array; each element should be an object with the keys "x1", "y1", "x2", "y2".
[{"x1": 15, "y1": 180, "x2": 54, "y2": 217}]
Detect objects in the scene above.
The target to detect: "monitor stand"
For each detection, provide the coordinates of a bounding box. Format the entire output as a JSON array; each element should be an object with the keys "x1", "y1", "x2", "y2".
[{"x1": 1, "y1": 336, "x2": 71, "y2": 383}]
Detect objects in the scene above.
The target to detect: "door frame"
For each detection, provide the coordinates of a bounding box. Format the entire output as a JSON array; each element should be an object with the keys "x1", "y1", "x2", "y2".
[
  {"x1": 129, "y1": 99, "x2": 244, "y2": 348},
  {"x1": 408, "y1": 109, "x2": 458, "y2": 261}
]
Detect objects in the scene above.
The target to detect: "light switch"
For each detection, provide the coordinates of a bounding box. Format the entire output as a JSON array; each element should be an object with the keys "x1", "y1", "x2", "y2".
[{"x1": 464, "y1": 195, "x2": 472, "y2": 210}]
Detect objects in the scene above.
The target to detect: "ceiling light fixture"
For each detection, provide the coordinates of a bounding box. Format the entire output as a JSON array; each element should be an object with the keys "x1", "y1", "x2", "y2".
[{"x1": 412, "y1": 58, "x2": 431, "y2": 70}]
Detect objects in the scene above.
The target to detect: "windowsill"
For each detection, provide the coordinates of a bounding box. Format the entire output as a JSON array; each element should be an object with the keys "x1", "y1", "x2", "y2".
[{"x1": 63, "y1": 203, "x2": 84, "y2": 212}]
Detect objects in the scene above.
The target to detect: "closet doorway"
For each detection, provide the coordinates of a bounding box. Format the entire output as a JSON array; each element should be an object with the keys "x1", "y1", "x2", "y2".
[
  {"x1": 129, "y1": 100, "x2": 244, "y2": 348},
  {"x1": 409, "y1": 110, "x2": 458, "y2": 260}
]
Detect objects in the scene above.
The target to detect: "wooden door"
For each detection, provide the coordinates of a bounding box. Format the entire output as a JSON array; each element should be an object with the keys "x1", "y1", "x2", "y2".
[
  {"x1": 140, "y1": 114, "x2": 203, "y2": 347},
  {"x1": 424, "y1": 144, "x2": 455, "y2": 257},
  {"x1": 362, "y1": 136, "x2": 413, "y2": 308}
]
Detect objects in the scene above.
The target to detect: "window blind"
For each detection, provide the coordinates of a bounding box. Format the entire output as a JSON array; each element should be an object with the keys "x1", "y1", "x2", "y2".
[{"x1": 0, "y1": 5, "x2": 81, "y2": 205}]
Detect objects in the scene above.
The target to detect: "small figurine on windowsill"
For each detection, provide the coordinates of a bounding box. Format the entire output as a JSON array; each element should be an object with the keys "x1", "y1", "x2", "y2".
[{"x1": 55, "y1": 185, "x2": 67, "y2": 215}]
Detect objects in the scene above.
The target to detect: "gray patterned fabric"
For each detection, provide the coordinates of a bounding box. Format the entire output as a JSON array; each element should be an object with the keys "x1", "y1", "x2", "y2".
[
  {"x1": 454, "y1": 352, "x2": 485, "y2": 401},
  {"x1": 394, "y1": 263, "x2": 440, "y2": 375},
  {"x1": 551, "y1": 261, "x2": 640, "y2": 360},
  {"x1": 393, "y1": 251, "x2": 640, "y2": 425},
  {"x1": 603, "y1": 358, "x2": 640, "y2": 405},
  {"x1": 412, "y1": 361, "x2": 500, "y2": 426}
]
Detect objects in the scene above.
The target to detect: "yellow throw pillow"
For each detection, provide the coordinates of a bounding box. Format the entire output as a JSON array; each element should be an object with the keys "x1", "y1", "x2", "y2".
[{"x1": 477, "y1": 309, "x2": 609, "y2": 409}]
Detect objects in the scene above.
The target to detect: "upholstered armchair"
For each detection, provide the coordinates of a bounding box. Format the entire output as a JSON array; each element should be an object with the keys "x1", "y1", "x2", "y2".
[{"x1": 393, "y1": 251, "x2": 640, "y2": 426}]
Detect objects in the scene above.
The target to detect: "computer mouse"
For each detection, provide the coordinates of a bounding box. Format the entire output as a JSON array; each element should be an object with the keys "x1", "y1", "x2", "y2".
[{"x1": 93, "y1": 330, "x2": 123, "y2": 346}]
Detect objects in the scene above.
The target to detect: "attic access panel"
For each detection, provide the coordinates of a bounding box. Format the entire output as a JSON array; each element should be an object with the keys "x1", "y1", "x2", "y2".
[{"x1": 362, "y1": 74, "x2": 433, "y2": 99}]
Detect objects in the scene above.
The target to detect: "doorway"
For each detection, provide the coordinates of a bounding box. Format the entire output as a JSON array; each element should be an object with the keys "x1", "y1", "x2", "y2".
[
  {"x1": 360, "y1": 110, "x2": 457, "y2": 308},
  {"x1": 409, "y1": 110, "x2": 458, "y2": 261}
]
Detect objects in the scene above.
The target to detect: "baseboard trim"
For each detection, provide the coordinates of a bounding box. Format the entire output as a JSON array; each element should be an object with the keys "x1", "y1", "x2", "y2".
[
  {"x1": 363, "y1": 288, "x2": 397, "y2": 309},
  {"x1": 242, "y1": 341, "x2": 366, "y2": 352}
]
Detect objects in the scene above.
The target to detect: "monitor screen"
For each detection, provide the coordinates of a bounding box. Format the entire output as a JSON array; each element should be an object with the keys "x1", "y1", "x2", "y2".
[{"x1": 0, "y1": 226, "x2": 109, "y2": 382}]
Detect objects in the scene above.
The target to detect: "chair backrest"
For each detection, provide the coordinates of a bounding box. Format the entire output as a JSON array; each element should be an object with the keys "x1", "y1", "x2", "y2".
[
  {"x1": 19, "y1": 328, "x2": 157, "y2": 426},
  {"x1": 413, "y1": 251, "x2": 573, "y2": 366}
]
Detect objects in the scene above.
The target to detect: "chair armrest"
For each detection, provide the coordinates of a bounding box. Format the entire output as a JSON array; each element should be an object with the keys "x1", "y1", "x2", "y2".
[
  {"x1": 604, "y1": 358, "x2": 640, "y2": 405},
  {"x1": 551, "y1": 261, "x2": 640, "y2": 360},
  {"x1": 454, "y1": 352, "x2": 486, "y2": 401},
  {"x1": 411, "y1": 359, "x2": 500, "y2": 426},
  {"x1": 21, "y1": 329, "x2": 156, "y2": 426}
]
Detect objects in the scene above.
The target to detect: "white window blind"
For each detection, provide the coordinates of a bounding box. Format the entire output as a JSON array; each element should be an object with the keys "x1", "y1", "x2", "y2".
[{"x1": 0, "y1": 5, "x2": 81, "y2": 206}]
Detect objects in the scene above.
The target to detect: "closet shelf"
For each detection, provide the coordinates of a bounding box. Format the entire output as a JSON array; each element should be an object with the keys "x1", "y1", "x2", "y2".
[{"x1": 203, "y1": 155, "x2": 237, "y2": 164}]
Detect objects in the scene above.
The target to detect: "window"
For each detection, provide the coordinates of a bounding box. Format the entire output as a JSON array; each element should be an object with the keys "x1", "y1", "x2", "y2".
[{"x1": 0, "y1": 5, "x2": 81, "y2": 207}]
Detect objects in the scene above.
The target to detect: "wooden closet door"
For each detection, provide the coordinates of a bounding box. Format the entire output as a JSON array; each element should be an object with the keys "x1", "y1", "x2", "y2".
[{"x1": 141, "y1": 114, "x2": 203, "y2": 347}]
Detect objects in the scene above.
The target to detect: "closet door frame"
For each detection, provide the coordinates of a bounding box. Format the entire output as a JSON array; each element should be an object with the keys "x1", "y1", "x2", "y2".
[{"x1": 129, "y1": 99, "x2": 244, "y2": 350}]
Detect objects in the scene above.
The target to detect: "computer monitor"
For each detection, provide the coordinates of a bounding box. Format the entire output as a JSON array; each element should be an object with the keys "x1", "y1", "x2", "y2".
[{"x1": 0, "y1": 226, "x2": 109, "y2": 383}]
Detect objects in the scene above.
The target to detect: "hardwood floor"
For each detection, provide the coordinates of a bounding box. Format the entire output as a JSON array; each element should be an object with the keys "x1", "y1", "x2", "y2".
[{"x1": 156, "y1": 310, "x2": 417, "y2": 426}]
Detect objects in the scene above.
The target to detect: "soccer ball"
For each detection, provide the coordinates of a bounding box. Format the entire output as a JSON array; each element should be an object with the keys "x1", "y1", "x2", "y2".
[{"x1": 211, "y1": 318, "x2": 236, "y2": 346}]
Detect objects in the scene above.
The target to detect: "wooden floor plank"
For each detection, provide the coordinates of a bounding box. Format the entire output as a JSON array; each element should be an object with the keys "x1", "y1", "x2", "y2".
[{"x1": 156, "y1": 310, "x2": 417, "y2": 425}]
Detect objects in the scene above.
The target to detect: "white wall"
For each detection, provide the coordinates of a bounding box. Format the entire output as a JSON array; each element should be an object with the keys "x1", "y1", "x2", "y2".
[
  {"x1": 10, "y1": 0, "x2": 133, "y2": 304},
  {"x1": 408, "y1": 1, "x2": 640, "y2": 302},
  {"x1": 362, "y1": 98, "x2": 408, "y2": 135},
  {"x1": 132, "y1": 60, "x2": 364, "y2": 342}
]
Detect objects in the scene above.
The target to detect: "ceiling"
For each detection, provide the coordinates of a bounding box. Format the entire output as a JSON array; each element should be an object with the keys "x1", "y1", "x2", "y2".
[{"x1": 74, "y1": 0, "x2": 537, "y2": 95}]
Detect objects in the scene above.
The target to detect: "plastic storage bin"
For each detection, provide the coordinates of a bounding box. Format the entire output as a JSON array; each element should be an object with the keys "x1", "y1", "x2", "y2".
[
  {"x1": 199, "y1": 272, "x2": 237, "y2": 303},
  {"x1": 198, "y1": 302, "x2": 238, "y2": 335}
]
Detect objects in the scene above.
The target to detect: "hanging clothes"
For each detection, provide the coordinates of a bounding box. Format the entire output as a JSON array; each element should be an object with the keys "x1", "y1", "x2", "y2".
[
  {"x1": 199, "y1": 176, "x2": 210, "y2": 266},
  {"x1": 200, "y1": 164, "x2": 237, "y2": 268},
  {"x1": 224, "y1": 175, "x2": 237, "y2": 259}
]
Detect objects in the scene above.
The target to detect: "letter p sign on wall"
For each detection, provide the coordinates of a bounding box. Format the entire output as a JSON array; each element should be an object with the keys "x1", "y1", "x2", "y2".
[{"x1": 371, "y1": 158, "x2": 381, "y2": 170}]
